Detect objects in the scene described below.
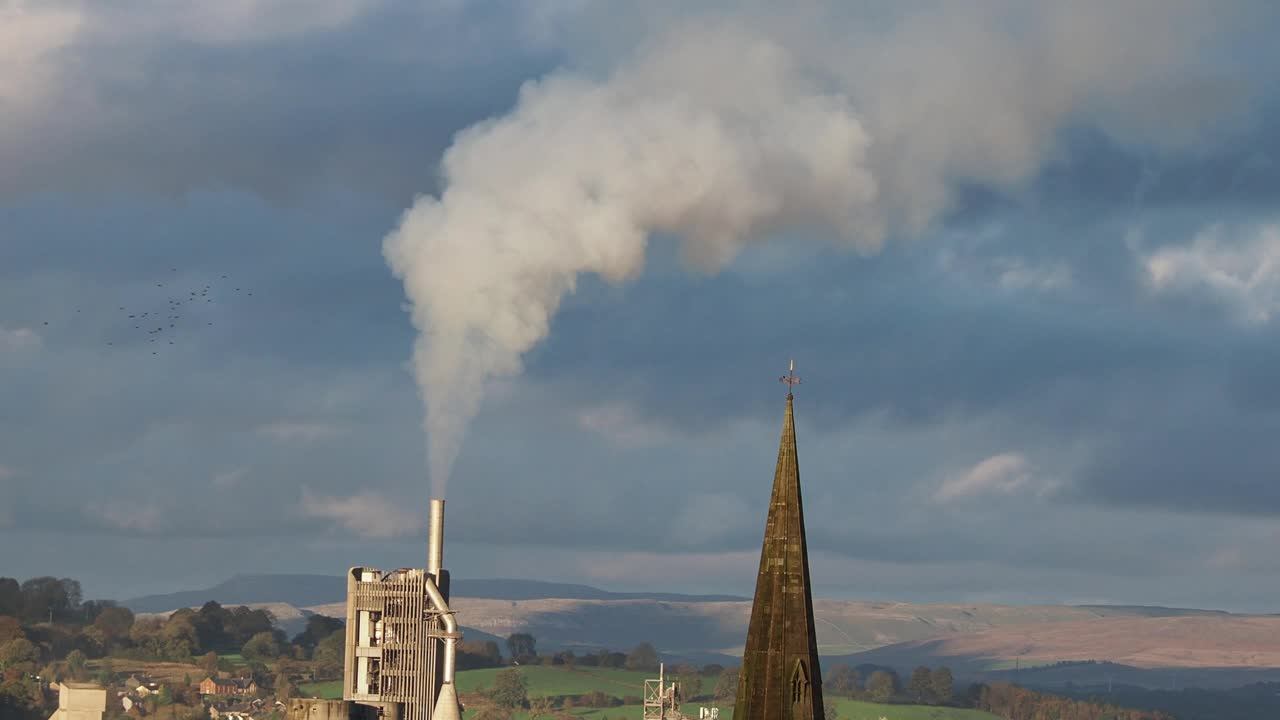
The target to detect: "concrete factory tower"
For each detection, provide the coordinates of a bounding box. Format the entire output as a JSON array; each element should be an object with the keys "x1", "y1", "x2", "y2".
[
  {"x1": 337, "y1": 498, "x2": 462, "y2": 720},
  {"x1": 734, "y1": 367, "x2": 825, "y2": 720}
]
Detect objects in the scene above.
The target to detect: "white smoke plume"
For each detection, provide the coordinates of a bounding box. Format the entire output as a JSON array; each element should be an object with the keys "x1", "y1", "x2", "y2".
[{"x1": 384, "y1": 2, "x2": 1242, "y2": 495}]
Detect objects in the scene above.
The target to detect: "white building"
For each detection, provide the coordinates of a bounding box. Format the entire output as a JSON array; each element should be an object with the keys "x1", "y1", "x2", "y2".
[{"x1": 48, "y1": 682, "x2": 106, "y2": 720}]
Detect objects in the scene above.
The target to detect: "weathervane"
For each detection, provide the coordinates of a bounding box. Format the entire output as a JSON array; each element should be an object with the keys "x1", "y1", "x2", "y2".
[{"x1": 779, "y1": 359, "x2": 801, "y2": 396}]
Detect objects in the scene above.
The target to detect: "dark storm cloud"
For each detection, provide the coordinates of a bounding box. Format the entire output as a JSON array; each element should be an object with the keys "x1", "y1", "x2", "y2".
[
  {"x1": 1076, "y1": 407, "x2": 1280, "y2": 516},
  {"x1": 0, "y1": 1, "x2": 559, "y2": 203},
  {"x1": 3, "y1": 0, "x2": 1280, "y2": 606}
]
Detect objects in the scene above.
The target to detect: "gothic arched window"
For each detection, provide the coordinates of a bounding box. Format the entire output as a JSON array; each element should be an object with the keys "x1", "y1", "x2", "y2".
[{"x1": 791, "y1": 659, "x2": 811, "y2": 705}]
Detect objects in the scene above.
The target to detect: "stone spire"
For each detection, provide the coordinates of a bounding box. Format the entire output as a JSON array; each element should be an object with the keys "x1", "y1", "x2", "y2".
[{"x1": 734, "y1": 390, "x2": 825, "y2": 720}]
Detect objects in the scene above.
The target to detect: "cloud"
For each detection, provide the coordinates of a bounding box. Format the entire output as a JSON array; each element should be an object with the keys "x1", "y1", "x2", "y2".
[
  {"x1": 993, "y1": 258, "x2": 1074, "y2": 291},
  {"x1": 128, "y1": 0, "x2": 379, "y2": 45},
  {"x1": 0, "y1": 1, "x2": 82, "y2": 112},
  {"x1": 1142, "y1": 221, "x2": 1280, "y2": 323},
  {"x1": 0, "y1": 2, "x2": 1278, "y2": 611},
  {"x1": 0, "y1": 327, "x2": 42, "y2": 352},
  {"x1": 935, "y1": 452, "x2": 1035, "y2": 502},
  {"x1": 299, "y1": 488, "x2": 424, "y2": 538},
  {"x1": 670, "y1": 492, "x2": 756, "y2": 547},
  {"x1": 576, "y1": 404, "x2": 673, "y2": 448},
  {"x1": 384, "y1": 0, "x2": 1260, "y2": 498},
  {"x1": 575, "y1": 549, "x2": 758, "y2": 587},
  {"x1": 88, "y1": 500, "x2": 167, "y2": 534},
  {"x1": 0, "y1": 1, "x2": 558, "y2": 200},
  {"x1": 0, "y1": 465, "x2": 12, "y2": 529},
  {"x1": 211, "y1": 469, "x2": 246, "y2": 489},
  {"x1": 257, "y1": 421, "x2": 345, "y2": 442}
]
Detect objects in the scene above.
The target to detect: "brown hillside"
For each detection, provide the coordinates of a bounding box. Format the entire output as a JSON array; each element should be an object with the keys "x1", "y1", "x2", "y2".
[
  {"x1": 307, "y1": 596, "x2": 1275, "y2": 670},
  {"x1": 879, "y1": 615, "x2": 1280, "y2": 669}
]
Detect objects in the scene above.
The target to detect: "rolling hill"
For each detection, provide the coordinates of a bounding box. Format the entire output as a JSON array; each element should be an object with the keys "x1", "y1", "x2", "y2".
[
  {"x1": 124, "y1": 574, "x2": 743, "y2": 613},
  {"x1": 129, "y1": 575, "x2": 1280, "y2": 689}
]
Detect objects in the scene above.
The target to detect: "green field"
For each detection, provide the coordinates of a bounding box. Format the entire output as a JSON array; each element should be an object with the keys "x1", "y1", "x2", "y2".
[
  {"x1": 298, "y1": 679, "x2": 342, "y2": 699},
  {"x1": 299, "y1": 667, "x2": 651, "y2": 703},
  {"x1": 455, "y1": 666, "x2": 651, "y2": 698},
  {"x1": 471, "y1": 698, "x2": 1001, "y2": 720},
  {"x1": 302, "y1": 667, "x2": 1000, "y2": 720},
  {"x1": 828, "y1": 698, "x2": 1001, "y2": 720}
]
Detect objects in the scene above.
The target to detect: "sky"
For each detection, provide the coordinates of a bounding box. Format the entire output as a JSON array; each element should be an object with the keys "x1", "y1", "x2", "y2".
[{"x1": 2, "y1": 0, "x2": 1280, "y2": 612}]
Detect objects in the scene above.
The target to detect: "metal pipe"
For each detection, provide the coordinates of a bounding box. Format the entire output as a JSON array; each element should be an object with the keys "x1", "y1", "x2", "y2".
[
  {"x1": 427, "y1": 498, "x2": 444, "y2": 580},
  {"x1": 423, "y1": 578, "x2": 457, "y2": 683},
  {"x1": 425, "y1": 497, "x2": 461, "y2": 720}
]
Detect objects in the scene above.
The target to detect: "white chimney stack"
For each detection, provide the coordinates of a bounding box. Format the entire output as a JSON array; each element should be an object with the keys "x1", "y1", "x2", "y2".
[{"x1": 427, "y1": 498, "x2": 444, "y2": 580}]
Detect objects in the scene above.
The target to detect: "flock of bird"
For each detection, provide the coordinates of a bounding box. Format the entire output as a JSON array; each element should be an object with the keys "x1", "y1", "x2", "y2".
[{"x1": 41, "y1": 269, "x2": 254, "y2": 355}]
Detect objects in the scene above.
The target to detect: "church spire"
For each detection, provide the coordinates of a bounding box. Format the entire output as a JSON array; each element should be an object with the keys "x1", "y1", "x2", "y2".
[{"x1": 735, "y1": 366, "x2": 824, "y2": 720}]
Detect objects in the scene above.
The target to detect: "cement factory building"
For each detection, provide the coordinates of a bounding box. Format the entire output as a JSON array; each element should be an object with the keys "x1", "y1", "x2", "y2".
[{"x1": 291, "y1": 499, "x2": 461, "y2": 720}]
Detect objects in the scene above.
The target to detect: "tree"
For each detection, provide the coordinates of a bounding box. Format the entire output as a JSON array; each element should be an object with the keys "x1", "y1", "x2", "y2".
[
  {"x1": 866, "y1": 670, "x2": 897, "y2": 703},
  {"x1": 66, "y1": 650, "x2": 88, "y2": 681},
  {"x1": 528, "y1": 695, "x2": 555, "y2": 719},
  {"x1": 825, "y1": 664, "x2": 860, "y2": 697},
  {"x1": 277, "y1": 677, "x2": 299, "y2": 702},
  {"x1": 931, "y1": 666, "x2": 954, "y2": 703},
  {"x1": 490, "y1": 668, "x2": 528, "y2": 709},
  {"x1": 0, "y1": 578, "x2": 20, "y2": 617},
  {"x1": 457, "y1": 640, "x2": 503, "y2": 670},
  {"x1": 291, "y1": 615, "x2": 343, "y2": 657},
  {"x1": 678, "y1": 670, "x2": 703, "y2": 701},
  {"x1": 227, "y1": 606, "x2": 275, "y2": 647},
  {"x1": 596, "y1": 650, "x2": 626, "y2": 668},
  {"x1": 713, "y1": 667, "x2": 739, "y2": 700},
  {"x1": 312, "y1": 631, "x2": 345, "y2": 680},
  {"x1": 0, "y1": 638, "x2": 40, "y2": 670},
  {"x1": 195, "y1": 602, "x2": 232, "y2": 653},
  {"x1": 908, "y1": 665, "x2": 934, "y2": 703},
  {"x1": 0, "y1": 617, "x2": 23, "y2": 645},
  {"x1": 19, "y1": 577, "x2": 78, "y2": 623},
  {"x1": 625, "y1": 642, "x2": 659, "y2": 672},
  {"x1": 79, "y1": 626, "x2": 108, "y2": 658},
  {"x1": 199, "y1": 651, "x2": 219, "y2": 678},
  {"x1": 130, "y1": 616, "x2": 162, "y2": 643},
  {"x1": 93, "y1": 606, "x2": 135, "y2": 643},
  {"x1": 505, "y1": 633, "x2": 536, "y2": 663},
  {"x1": 242, "y1": 632, "x2": 282, "y2": 662},
  {"x1": 470, "y1": 706, "x2": 512, "y2": 720},
  {"x1": 96, "y1": 658, "x2": 115, "y2": 686}
]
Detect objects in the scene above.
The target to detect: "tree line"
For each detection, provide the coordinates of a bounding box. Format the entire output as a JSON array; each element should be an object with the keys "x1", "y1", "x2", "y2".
[
  {"x1": 971, "y1": 682, "x2": 1176, "y2": 720},
  {"x1": 823, "y1": 663, "x2": 956, "y2": 704},
  {"x1": 0, "y1": 575, "x2": 351, "y2": 720}
]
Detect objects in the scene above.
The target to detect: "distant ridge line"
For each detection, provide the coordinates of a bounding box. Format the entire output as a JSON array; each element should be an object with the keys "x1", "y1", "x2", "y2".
[{"x1": 123, "y1": 573, "x2": 746, "y2": 613}]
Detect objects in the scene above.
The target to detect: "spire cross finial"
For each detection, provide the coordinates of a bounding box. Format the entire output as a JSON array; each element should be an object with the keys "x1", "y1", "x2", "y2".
[{"x1": 779, "y1": 359, "x2": 801, "y2": 395}]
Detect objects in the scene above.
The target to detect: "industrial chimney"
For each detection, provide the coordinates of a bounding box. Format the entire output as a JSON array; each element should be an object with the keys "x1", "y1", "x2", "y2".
[{"x1": 425, "y1": 498, "x2": 461, "y2": 720}]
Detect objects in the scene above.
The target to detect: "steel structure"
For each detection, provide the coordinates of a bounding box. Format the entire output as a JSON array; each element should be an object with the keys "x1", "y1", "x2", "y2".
[{"x1": 643, "y1": 664, "x2": 681, "y2": 720}]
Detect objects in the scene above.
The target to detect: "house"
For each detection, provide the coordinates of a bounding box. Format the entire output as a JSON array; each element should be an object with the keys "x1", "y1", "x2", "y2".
[
  {"x1": 199, "y1": 677, "x2": 258, "y2": 696},
  {"x1": 125, "y1": 674, "x2": 161, "y2": 696}
]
